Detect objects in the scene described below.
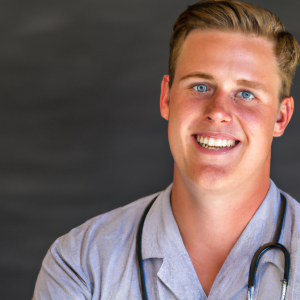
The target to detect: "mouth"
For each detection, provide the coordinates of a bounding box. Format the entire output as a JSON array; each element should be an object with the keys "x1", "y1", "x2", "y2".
[{"x1": 195, "y1": 135, "x2": 240, "y2": 150}]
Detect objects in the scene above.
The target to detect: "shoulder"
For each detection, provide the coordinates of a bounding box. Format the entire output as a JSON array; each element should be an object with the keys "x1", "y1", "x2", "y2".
[
  {"x1": 56, "y1": 191, "x2": 159, "y2": 256},
  {"x1": 48, "y1": 191, "x2": 160, "y2": 274},
  {"x1": 280, "y1": 191, "x2": 300, "y2": 297},
  {"x1": 285, "y1": 192, "x2": 300, "y2": 229},
  {"x1": 285, "y1": 191, "x2": 300, "y2": 220},
  {"x1": 281, "y1": 190, "x2": 300, "y2": 243},
  {"x1": 34, "y1": 192, "x2": 161, "y2": 299}
]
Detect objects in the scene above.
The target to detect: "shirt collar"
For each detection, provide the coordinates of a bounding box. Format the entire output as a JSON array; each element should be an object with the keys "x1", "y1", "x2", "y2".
[
  {"x1": 142, "y1": 183, "x2": 175, "y2": 260},
  {"x1": 225, "y1": 179, "x2": 281, "y2": 259}
]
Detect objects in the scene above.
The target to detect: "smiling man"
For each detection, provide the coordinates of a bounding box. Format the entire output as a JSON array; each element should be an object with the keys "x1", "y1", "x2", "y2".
[{"x1": 33, "y1": 1, "x2": 300, "y2": 299}]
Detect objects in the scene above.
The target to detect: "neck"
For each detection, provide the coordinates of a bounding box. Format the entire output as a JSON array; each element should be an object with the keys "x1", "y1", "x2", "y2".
[
  {"x1": 171, "y1": 163, "x2": 270, "y2": 295},
  {"x1": 171, "y1": 163, "x2": 270, "y2": 237}
]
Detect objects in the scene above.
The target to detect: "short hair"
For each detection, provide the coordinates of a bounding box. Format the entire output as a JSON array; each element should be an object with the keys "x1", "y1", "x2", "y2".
[{"x1": 169, "y1": 0, "x2": 299, "y2": 101}]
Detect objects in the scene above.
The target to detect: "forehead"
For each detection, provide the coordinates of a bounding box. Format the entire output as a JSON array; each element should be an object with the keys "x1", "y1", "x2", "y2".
[{"x1": 174, "y1": 29, "x2": 280, "y2": 88}]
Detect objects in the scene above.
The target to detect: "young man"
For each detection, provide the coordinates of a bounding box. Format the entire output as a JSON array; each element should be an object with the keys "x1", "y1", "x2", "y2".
[{"x1": 33, "y1": 0, "x2": 300, "y2": 299}]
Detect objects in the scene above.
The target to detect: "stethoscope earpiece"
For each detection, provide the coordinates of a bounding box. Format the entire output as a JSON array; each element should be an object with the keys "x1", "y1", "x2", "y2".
[
  {"x1": 247, "y1": 193, "x2": 290, "y2": 300},
  {"x1": 247, "y1": 242, "x2": 290, "y2": 300}
]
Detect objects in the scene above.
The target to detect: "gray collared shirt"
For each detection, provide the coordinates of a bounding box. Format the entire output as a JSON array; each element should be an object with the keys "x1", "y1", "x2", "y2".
[{"x1": 33, "y1": 180, "x2": 300, "y2": 299}]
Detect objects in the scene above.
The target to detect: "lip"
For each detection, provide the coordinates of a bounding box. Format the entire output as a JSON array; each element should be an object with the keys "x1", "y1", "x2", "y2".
[{"x1": 192, "y1": 134, "x2": 240, "y2": 155}]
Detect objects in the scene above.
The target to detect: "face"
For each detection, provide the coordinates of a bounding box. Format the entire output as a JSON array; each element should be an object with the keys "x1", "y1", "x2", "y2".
[{"x1": 160, "y1": 30, "x2": 293, "y2": 192}]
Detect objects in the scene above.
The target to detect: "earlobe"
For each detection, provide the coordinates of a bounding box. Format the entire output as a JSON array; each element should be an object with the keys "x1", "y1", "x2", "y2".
[
  {"x1": 160, "y1": 75, "x2": 170, "y2": 121},
  {"x1": 273, "y1": 97, "x2": 294, "y2": 137}
]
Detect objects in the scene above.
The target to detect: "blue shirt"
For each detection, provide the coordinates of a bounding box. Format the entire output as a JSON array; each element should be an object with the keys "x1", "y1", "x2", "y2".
[{"x1": 33, "y1": 180, "x2": 300, "y2": 299}]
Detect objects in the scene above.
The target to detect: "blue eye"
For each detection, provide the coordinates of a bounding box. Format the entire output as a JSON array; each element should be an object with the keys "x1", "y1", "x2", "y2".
[
  {"x1": 193, "y1": 84, "x2": 208, "y2": 92},
  {"x1": 237, "y1": 91, "x2": 255, "y2": 100}
]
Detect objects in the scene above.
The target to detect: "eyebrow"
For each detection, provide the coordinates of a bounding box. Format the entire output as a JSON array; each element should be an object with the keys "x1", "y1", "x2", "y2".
[
  {"x1": 180, "y1": 72, "x2": 215, "y2": 81},
  {"x1": 236, "y1": 80, "x2": 268, "y2": 92},
  {"x1": 180, "y1": 73, "x2": 268, "y2": 92}
]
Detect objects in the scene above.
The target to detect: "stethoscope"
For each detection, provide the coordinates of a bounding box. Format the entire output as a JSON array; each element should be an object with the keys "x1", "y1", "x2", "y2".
[{"x1": 136, "y1": 193, "x2": 290, "y2": 300}]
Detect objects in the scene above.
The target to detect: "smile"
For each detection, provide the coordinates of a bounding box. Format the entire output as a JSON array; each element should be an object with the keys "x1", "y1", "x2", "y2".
[{"x1": 196, "y1": 135, "x2": 239, "y2": 150}]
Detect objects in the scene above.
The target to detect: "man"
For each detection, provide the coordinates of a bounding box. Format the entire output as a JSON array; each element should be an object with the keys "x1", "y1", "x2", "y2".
[{"x1": 33, "y1": 0, "x2": 300, "y2": 299}]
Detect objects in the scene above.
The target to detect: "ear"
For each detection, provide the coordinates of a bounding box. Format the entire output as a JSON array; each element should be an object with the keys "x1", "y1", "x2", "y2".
[
  {"x1": 273, "y1": 96, "x2": 294, "y2": 137},
  {"x1": 160, "y1": 75, "x2": 170, "y2": 121}
]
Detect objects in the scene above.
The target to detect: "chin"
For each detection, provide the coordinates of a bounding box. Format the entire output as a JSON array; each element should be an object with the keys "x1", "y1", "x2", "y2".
[{"x1": 190, "y1": 164, "x2": 231, "y2": 190}]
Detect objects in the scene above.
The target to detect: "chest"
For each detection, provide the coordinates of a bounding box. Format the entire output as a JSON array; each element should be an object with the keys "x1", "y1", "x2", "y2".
[{"x1": 98, "y1": 250, "x2": 288, "y2": 300}]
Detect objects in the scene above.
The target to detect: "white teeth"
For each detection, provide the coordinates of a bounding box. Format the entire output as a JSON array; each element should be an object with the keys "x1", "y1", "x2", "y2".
[
  {"x1": 208, "y1": 138, "x2": 214, "y2": 146},
  {"x1": 196, "y1": 135, "x2": 238, "y2": 150},
  {"x1": 216, "y1": 139, "x2": 222, "y2": 147}
]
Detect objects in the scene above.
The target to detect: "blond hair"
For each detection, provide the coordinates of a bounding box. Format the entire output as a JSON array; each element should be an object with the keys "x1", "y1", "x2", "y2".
[{"x1": 169, "y1": 0, "x2": 299, "y2": 100}]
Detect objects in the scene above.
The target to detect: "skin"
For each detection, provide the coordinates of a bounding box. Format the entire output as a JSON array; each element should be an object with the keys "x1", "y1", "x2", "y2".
[{"x1": 160, "y1": 29, "x2": 294, "y2": 296}]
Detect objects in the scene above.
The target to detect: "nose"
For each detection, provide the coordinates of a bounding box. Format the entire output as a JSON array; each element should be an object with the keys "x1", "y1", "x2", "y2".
[{"x1": 203, "y1": 92, "x2": 232, "y2": 124}]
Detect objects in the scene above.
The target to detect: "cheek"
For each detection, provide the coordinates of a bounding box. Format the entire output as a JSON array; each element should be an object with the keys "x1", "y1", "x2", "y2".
[
  {"x1": 170, "y1": 96, "x2": 200, "y2": 133},
  {"x1": 234, "y1": 103, "x2": 277, "y2": 142},
  {"x1": 168, "y1": 97, "x2": 202, "y2": 161}
]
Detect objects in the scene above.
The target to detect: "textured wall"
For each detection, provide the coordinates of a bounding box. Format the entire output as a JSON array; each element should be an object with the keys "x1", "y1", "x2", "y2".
[{"x1": 0, "y1": 0, "x2": 299, "y2": 299}]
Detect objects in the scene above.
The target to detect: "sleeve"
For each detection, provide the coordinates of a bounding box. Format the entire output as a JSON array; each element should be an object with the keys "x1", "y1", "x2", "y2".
[{"x1": 32, "y1": 239, "x2": 92, "y2": 300}]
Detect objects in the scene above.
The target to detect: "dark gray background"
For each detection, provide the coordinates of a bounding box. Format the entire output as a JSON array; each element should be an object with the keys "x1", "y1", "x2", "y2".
[{"x1": 0, "y1": 0, "x2": 299, "y2": 299}]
